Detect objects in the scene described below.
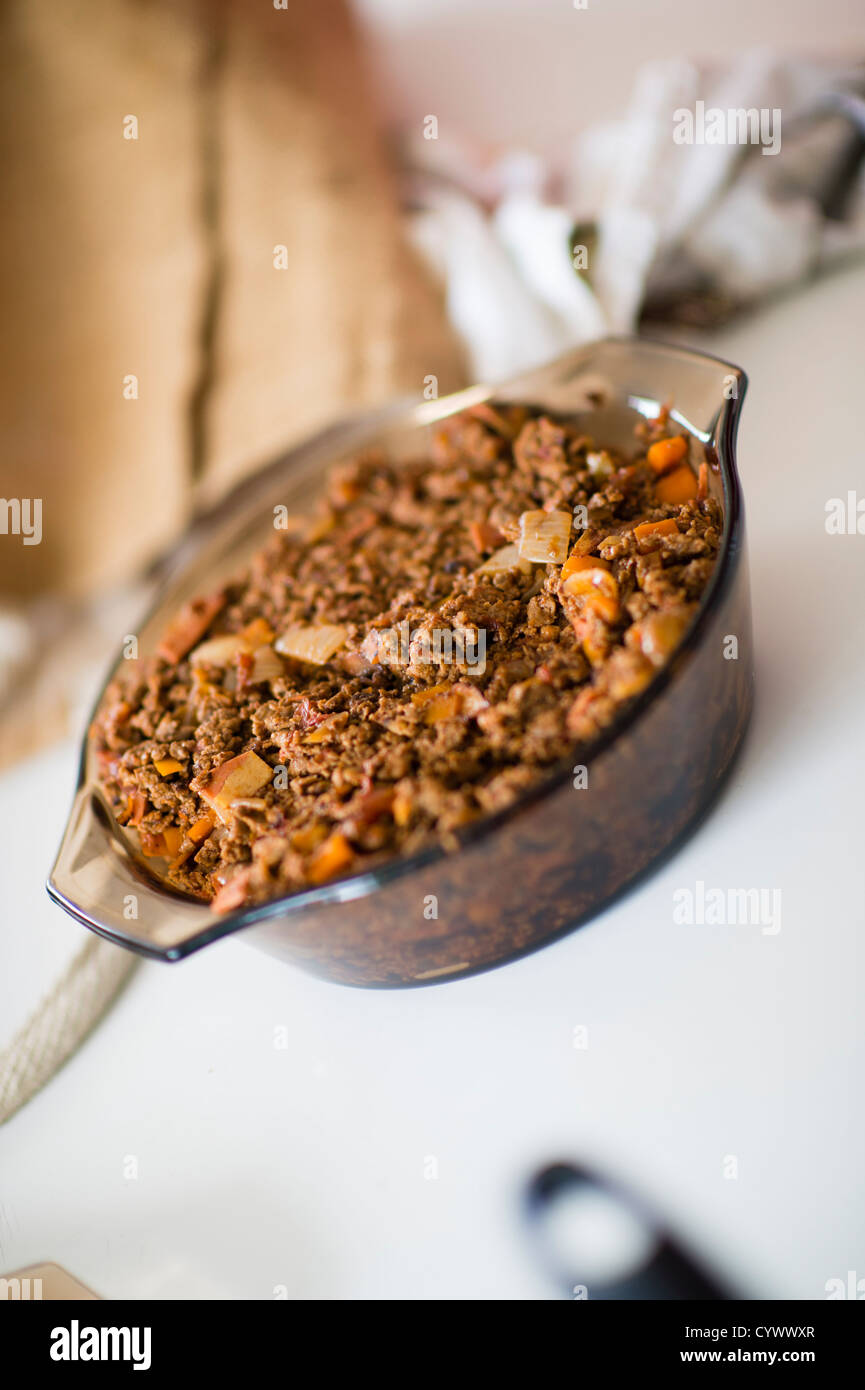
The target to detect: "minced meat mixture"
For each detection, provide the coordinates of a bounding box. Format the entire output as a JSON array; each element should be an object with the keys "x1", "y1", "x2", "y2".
[{"x1": 91, "y1": 402, "x2": 721, "y2": 914}]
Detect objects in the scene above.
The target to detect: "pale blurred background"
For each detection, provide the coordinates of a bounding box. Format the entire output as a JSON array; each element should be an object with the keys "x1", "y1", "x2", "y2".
[{"x1": 357, "y1": 0, "x2": 863, "y2": 146}]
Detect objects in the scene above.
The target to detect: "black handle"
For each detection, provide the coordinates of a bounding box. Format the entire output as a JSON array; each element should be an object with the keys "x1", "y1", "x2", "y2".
[{"x1": 524, "y1": 1162, "x2": 733, "y2": 1300}]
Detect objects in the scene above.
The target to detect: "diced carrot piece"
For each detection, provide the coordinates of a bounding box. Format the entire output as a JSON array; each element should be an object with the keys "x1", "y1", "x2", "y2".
[
  {"x1": 635, "y1": 611, "x2": 690, "y2": 666},
  {"x1": 154, "y1": 758, "x2": 183, "y2": 777},
  {"x1": 655, "y1": 465, "x2": 698, "y2": 504},
  {"x1": 392, "y1": 790, "x2": 413, "y2": 827},
  {"x1": 633, "y1": 518, "x2": 678, "y2": 542},
  {"x1": 162, "y1": 826, "x2": 184, "y2": 857},
  {"x1": 331, "y1": 475, "x2": 361, "y2": 506},
  {"x1": 562, "y1": 564, "x2": 618, "y2": 603},
  {"x1": 468, "y1": 520, "x2": 505, "y2": 553},
  {"x1": 168, "y1": 840, "x2": 199, "y2": 873},
  {"x1": 412, "y1": 682, "x2": 468, "y2": 722},
  {"x1": 191, "y1": 667, "x2": 218, "y2": 698},
  {"x1": 561, "y1": 552, "x2": 612, "y2": 583},
  {"x1": 291, "y1": 823, "x2": 329, "y2": 854},
  {"x1": 354, "y1": 787, "x2": 396, "y2": 824},
  {"x1": 582, "y1": 629, "x2": 608, "y2": 666},
  {"x1": 188, "y1": 814, "x2": 215, "y2": 844},
  {"x1": 633, "y1": 519, "x2": 679, "y2": 553},
  {"x1": 241, "y1": 617, "x2": 275, "y2": 648},
  {"x1": 308, "y1": 831, "x2": 354, "y2": 885},
  {"x1": 157, "y1": 591, "x2": 227, "y2": 663},
  {"x1": 308, "y1": 514, "x2": 336, "y2": 543},
  {"x1": 561, "y1": 557, "x2": 620, "y2": 624},
  {"x1": 305, "y1": 721, "x2": 332, "y2": 743},
  {"x1": 647, "y1": 435, "x2": 688, "y2": 475},
  {"x1": 583, "y1": 591, "x2": 620, "y2": 624},
  {"x1": 422, "y1": 692, "x2": 464, "y2": 723},
  {"x1": 139, "y1": 830, "x2": 166, "y2": 857},
  {"x1": 411, "y1": 682, "x2": 451, "y2": 707}
]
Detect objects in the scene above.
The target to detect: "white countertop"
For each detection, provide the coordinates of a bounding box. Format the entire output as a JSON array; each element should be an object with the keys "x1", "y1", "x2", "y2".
[{"x1": 1, "y1": 265, "x2": 864, "y2": 1300}]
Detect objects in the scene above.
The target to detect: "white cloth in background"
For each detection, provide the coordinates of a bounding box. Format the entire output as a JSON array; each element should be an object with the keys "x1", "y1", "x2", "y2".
[{"x1": 405, "y1": 51, "x2": 865, "y2": 381}]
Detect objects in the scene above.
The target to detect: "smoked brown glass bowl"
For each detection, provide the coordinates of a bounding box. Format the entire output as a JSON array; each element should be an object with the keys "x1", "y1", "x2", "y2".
[{"x1": 48, "y1": 338, "x2": 753, "y2": 987}]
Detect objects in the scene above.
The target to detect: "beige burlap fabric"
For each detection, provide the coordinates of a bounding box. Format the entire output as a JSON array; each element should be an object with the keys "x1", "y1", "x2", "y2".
[{"x1": 0, "y1": 0, "x2": 463, "y2": 601}]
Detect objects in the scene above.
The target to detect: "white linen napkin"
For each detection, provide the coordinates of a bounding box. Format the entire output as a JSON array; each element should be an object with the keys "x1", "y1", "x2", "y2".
[{"x1": 404, "y1": 51, "x2": 865, "y2": 380}]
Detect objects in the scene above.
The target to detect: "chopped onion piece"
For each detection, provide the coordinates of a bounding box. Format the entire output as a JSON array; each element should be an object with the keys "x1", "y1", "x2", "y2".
[
  {"x1": 190, "y1": 625, "x2": 284, "y2": 684},
  {"x1": 477, "y1": 542, "x2": 534, "y2": 575},
  {"x1": 201, "y1": 750, "x2": 273, "y2": 826},
  {"x1": 190, "y1": 633, "x2": 247, "y2": 667},
  {"x1": 517, "y1": 510, "x2": 571, "y2": 565},
  {"x1": 585, "y1": 450, "x2": 615, "y2": 480},
  {"x1": 249, "y1": 645, "x2": 285, "y2": 683},
  {"x1": 274, "y1": 623, "x2": 348, "y2": 664}
]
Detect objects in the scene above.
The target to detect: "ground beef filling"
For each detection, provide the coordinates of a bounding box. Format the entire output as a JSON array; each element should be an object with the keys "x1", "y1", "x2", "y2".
[{"x1": 91, "y1": 404, "x2": 721, "y2": 913}]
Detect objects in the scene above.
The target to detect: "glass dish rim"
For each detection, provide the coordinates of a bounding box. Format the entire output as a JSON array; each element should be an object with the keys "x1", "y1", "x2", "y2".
[{"x1": 47, "y1": 334, "x2": 748, "y2": 959}]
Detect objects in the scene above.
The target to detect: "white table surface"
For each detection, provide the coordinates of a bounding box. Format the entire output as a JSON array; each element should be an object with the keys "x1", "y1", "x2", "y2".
[{"x1": 1, "y1": 265, "x2": 864, "y2": 1300}]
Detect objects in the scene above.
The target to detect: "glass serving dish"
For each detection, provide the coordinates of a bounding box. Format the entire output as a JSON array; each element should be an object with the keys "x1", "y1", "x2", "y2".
[{"x1": 48, "y1": 337, "x2": 753, "y2": 987}]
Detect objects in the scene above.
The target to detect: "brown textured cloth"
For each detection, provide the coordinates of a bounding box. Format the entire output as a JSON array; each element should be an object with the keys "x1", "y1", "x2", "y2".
[
  {"x1": 0, "y1": 0, "x2": 463, "y2": 600},
  {"x1": 0, "y1": 0, "x2": 203, "y2": 601},
  {"x1": 207, "y1": 0, "x2": 463, "y2": 495}
]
